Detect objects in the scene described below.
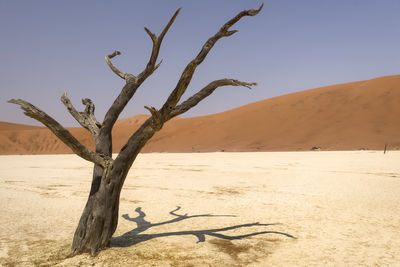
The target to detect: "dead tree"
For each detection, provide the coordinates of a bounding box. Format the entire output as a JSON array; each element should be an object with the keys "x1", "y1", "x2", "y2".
[{"x1": 8, "y1": 5, "x2": 262, "y2": 256}]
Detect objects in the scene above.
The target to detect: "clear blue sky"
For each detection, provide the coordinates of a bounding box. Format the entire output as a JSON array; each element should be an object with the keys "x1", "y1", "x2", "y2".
[{"x1": 1, "y1": 0, "x2": 399, "y2": 126}]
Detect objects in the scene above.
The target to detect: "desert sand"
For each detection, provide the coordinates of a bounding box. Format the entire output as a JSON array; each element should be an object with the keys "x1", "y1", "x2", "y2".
[
  {"x1": 2, "y1": 75, "x2": 400, "y2": 155},
  {"x1": 1, "y1": 151, "x2": 399, "y2": 266}
]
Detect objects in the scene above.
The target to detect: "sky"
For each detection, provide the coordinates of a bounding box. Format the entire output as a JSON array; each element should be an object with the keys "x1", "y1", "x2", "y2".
[{"x1": 1, "y1": 0, "x2": 400, "y2": 126}]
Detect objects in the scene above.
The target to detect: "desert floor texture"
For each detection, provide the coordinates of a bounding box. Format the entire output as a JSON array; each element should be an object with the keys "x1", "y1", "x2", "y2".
[{"x1": 0, "y1": 151, "x2": 399, "y2": 266}]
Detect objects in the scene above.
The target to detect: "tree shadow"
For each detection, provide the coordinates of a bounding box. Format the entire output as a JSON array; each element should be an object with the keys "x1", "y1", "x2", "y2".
[{"x1": 111, "y1": 206, "x2": 296, "y2": 247}]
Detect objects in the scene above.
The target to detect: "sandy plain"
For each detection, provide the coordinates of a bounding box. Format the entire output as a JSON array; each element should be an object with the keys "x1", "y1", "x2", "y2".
[{"x1": 0, "y1": 151, "x2": 399, "y2": 266}]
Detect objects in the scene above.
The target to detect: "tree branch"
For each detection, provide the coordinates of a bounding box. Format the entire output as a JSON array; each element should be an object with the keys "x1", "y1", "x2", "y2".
[
  {"x1": 8, "y1": 99, "x2": 112, "y2": 168},
  {"x1": 139, "y1": 8, "x2": 181, "y2": 80},
  {"x1": 144, "y1": 106, "x2": 163, "y2": 131},
  {"x1": 114, "y1": 118, "x2": 156, "y2": 169},
  {"x1": 159, "y1": 4, "x2": 263, "y2": 119},
  {"x1": 105, "y1": 51, "x2": 137, "y2": 82},
  {"x1": 169, "y1": 79, "x2": 257, "y2": 119},
  {"x1": 61, "y1": 92, "x2": 100, "y2": 137},
  {"x1": 101, "y1": 9, "x2": 180, "y2": 132}
]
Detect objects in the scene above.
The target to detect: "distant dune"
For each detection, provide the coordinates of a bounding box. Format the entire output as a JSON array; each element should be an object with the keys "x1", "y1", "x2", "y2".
[{"x1": 1, "y1": 75, "x2": 400, "y2": 154}]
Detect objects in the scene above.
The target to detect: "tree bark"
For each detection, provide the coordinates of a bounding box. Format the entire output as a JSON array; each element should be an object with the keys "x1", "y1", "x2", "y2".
[{"x1": 71, "y1": 167, "x2": 122, "y2": 256}]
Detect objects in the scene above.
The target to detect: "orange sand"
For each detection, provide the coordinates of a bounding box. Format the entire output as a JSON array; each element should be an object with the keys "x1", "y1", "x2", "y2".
[{"x1": 1, "y1": 75, "x2": 400, "y2": 154}]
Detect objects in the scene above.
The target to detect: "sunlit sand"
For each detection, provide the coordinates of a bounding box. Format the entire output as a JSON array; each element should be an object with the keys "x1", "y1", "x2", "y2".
[{"x1": 1, "y1": 151, "x2": 399, "y2": 266}]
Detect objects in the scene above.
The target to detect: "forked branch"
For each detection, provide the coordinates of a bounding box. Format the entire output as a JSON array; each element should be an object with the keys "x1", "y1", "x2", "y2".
[
  {"x1": 102, "y1": 9, "x2": 180, "y2": 132},
  {"x1": 61, "y1": 92, "x2": 100, "y2": 137},
  {"x1": 139, "y1": 8, "x2": 181, "y2": 80},
  {"x1": 8, "y1": 99, "x2": 112, "y2": 168}
]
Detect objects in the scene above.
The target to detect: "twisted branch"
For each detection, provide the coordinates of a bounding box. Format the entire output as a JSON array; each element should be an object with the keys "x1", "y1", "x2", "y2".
[
  {"x1": 61, "y1": 92, "x2": 100, "y2": 137},
  {"x1": 105, "y1": 51, "x2": 137, "y2": 82},
  {"x1": 8, "y1": 99, "x2": 112, "y2": 168}
]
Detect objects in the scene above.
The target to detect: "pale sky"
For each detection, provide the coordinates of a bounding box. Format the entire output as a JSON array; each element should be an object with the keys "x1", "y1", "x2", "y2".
[{"x1": 1, "y1": 0, "x2": 399, "y2": 126}]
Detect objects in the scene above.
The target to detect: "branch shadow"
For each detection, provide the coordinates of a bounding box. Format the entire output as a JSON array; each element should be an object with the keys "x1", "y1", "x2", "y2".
[{"x1": 111, "y1": 206, "x2": 296, "y2": 247}]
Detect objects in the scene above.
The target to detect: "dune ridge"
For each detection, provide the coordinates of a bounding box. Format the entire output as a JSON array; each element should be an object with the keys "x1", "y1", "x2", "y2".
[{"x1": 1, "y1": 75, "x2": 400, "y2": 155}]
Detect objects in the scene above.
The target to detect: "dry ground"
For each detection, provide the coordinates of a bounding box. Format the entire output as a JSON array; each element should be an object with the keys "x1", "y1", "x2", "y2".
[{"x1": 0, "y1": 151, "x2": 399, "y2": 266}]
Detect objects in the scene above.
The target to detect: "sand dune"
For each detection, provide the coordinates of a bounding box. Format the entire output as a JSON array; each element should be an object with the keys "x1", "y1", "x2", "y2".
[{"x1": 1, "y1": 75, "x2": 400, "y2": 154}]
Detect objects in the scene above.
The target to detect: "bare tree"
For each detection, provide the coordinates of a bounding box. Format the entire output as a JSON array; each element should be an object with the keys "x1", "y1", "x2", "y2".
[{"x1": 8, "y1": 5, "x2": 262, "y2": 256}]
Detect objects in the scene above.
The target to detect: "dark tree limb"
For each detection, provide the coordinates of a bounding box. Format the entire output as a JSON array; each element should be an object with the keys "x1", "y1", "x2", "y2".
[
  {"x1": 61, "y1": 92, "x2": 100, "y2": 137},
  {"x1": 101, "y1": 9, "x2": 180, "y2": 132},
  {"x1": 169, "y1": 79, "x2": 257, "y2": 119},
  {"x1": 8, "y1": 99, "x2": 112, "y2": 168},
  {"x1": 101, "y1": 80, "x2": 139, "y2": 133},
  {"x1": 159, "y1": 4, "x2": 263, "y2": 119}
]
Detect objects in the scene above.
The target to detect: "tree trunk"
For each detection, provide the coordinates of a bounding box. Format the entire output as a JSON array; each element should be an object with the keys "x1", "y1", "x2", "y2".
[
  {"x1": 71, "y1": 164, "x2": 128, "y2": 256},
  {"x1": 71, "y1": 127, "x2": 148, "y2": 256},
  {"x1": 71, "y1": 129, "x2": 122, "y2": 256}
]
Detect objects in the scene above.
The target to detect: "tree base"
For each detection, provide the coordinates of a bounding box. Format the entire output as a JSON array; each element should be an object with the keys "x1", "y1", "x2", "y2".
[{"x1": 71, "y1": 173, "x2": 121, "y2": 256}]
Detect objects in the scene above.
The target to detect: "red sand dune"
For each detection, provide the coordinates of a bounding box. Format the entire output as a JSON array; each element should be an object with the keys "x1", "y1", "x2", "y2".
[{"x1": 1, "y1": 75, "x2": 400, "y2": 155}]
